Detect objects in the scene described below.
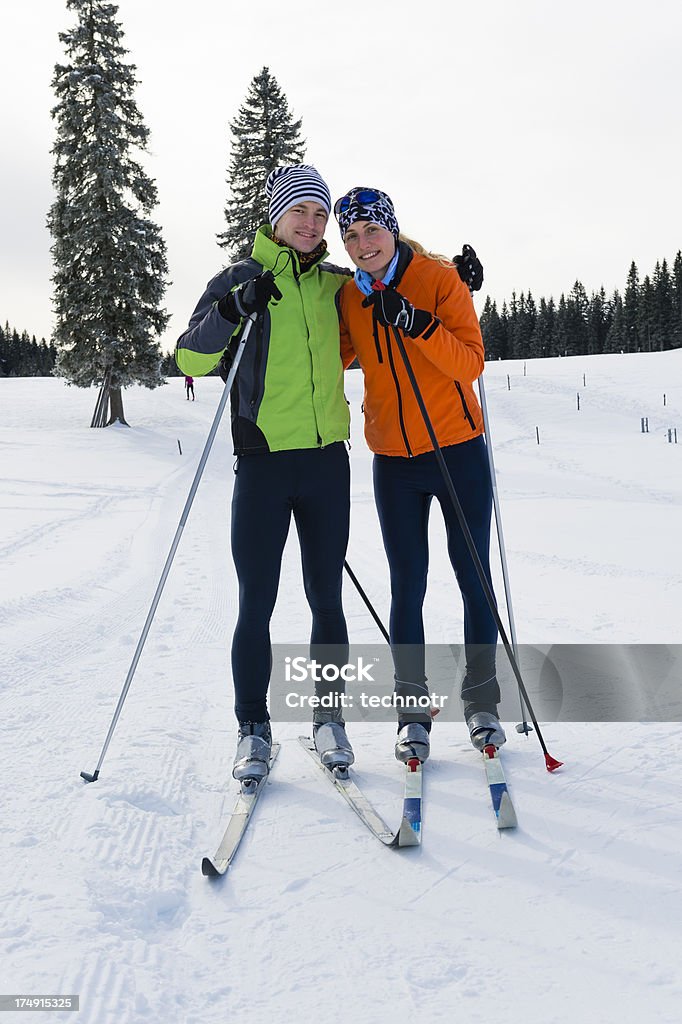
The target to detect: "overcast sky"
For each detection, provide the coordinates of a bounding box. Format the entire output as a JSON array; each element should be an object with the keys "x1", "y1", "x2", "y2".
[{"x1": 1, "y1": 0, "x2": 680, "y2": 354}]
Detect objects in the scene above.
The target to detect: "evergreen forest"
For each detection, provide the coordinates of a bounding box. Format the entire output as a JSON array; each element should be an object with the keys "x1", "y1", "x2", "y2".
[
  {"x1": 480, "y1": 255, "x2": 682, "y2": 360},
  {"x1": 0, "y1": 323, "x2": 57, "y2": 377}
]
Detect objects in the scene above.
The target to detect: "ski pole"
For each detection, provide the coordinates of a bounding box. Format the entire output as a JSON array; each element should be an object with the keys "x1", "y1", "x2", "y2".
[
  {"x1": 477, "y1": 374, "x2": 530, "y2": 735},
  {"x1": 80, "y1": 314, "x2": 257, "y2": 783},
  {"x1": 458, "y1": 255, "x2": 528, "y2": 732},
  {"x1": 389, "y1": 324, "x2": 562, "y2": 772},
  {"x1": 343, "y1": 560, "x2": 390, "y2": 643}
]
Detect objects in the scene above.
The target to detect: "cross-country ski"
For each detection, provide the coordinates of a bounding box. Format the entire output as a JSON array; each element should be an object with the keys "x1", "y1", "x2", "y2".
[
  {"x1": 299, "y1": 736, "x2": 419, "y2": 847},
  {"x1": 201, "y1": 744, "x2": 281, "y2": 876},
  {"x1": 482, "y1": 745, "x2": 518, "y2": 829}
]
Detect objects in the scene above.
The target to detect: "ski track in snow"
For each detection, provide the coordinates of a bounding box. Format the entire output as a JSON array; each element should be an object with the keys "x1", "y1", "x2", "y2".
[{"x1": 1, "y1": 354, "x2": 681, "y2": 1024}]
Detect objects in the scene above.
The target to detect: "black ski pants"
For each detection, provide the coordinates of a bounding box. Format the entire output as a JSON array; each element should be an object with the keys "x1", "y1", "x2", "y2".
[
  {"x1": 230, "y1": 443, "x2": 350, "y2": 722},
  {"x1": 373, "y1": 435, "x2": 500, "y2": 708}
]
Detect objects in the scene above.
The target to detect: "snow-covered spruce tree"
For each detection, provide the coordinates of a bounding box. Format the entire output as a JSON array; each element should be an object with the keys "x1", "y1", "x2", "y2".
[
  {"x1": 217, "y1": 67, "x2": 305, "y2": 261},
  {"x1": 48, "y1": 0, "x2": 169, "y2": 426}
]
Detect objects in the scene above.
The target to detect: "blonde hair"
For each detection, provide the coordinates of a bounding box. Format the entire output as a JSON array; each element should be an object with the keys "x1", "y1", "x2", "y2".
[{"x1": 399, "y1": 233, "x2": 454, "y2": 269}]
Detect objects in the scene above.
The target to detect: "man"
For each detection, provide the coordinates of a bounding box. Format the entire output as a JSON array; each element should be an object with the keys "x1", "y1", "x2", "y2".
[{"x1": 176, "y1": 166, "x2": 355, "y2": 785}]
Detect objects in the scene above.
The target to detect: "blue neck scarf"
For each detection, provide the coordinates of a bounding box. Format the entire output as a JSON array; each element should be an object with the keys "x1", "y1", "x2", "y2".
[{"x1": 353, "y1": 248, "x2": 400, "y2": 296}]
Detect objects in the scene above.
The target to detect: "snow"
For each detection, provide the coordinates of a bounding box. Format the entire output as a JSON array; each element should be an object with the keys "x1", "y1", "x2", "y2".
[{"x1": 1, "y1": 351, "x2": 681, "y2": 1024}]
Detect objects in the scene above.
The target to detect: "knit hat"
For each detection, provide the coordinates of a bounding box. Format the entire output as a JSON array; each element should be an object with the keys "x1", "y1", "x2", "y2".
[
  {"x1": 266, "y1": 165, "x2": 332, "y2": 227},
  {"x1": 334, "y1": 187, "x2": 400, "y2": 240}
]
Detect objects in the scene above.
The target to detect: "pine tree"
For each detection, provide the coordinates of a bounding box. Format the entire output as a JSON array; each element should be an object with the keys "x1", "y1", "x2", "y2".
[
  {"x1": 529, "y1": 298, "x2": 554, "y2": 358},
  {"x1": 498, "y1": 301, "x2": 511, "y2": 359},
  {"x1": 652, "y1": 259, "x2": 674, "y2": 351},
  {"x1": 510, "y1": 291, "x2": 537, "y2": 358},
  {"x1": 506, "y1": 292, "x2": 519, "y2": 357},
  {"x1": 672, "y1": 251, "x2": 682, "y2": 348},
  {"x1": 160, "y1": 352, "x2": 182, "y2": 377},
  {"x1": 479, "y1": 297, "x2": 506, "y2": 359},
  {"x1": 217, "y1": 67, "x2": 305, "y2": 261},
  {"x1": 48, "y1": 0, "x2": 169, "y2": 426},
  {"x1": 587, "y1": 287, "x2": 610, "y2": 355},
  {"x1": 638, "y1": 274, "x2": 654, "y2": 351},
  {"x1": 604, "y1": 290, "x2": 625, "y2": 353},
  {"x1": 623, "y1": 261, "x2": 640, "y2": 353},
  {"x1": 564, "y1": 281, "x2": 589, "y2": 355},
  {"x1": 0, "y1": 324, "x2": 6, "y2": 377},
  {"x1": 552, "y1": 295, "x2": 571, "y2": 356}
]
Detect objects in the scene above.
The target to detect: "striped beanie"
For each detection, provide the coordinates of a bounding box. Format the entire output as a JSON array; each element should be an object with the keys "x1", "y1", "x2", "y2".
[{"x1": 266, "y1": 165, "x2": 332, "y2": 227}]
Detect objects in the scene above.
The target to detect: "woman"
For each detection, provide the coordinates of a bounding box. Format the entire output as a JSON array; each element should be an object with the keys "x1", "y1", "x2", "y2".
[
  {"x1": 176, "y1": 165, "x2": 355, "y2": 783},
  {"x1": 335, "y1": 187, "x2": 505, "y2": 764}
]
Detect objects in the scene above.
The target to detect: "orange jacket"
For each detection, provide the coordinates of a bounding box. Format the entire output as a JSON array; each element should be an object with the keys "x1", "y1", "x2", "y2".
[{"x1": 339, "y1": 243, "x2": 485, "y2": 457}]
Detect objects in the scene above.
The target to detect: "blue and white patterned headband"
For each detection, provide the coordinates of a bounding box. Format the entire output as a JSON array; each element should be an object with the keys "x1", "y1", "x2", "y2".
[{"x1": 334, "y1": 187, "x2": 400, "y2": 240}]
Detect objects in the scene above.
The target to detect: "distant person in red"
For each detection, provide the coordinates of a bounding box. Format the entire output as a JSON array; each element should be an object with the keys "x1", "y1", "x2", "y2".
[{"x1": 185, "y1": 375, "x2": 195, "y2": 400}]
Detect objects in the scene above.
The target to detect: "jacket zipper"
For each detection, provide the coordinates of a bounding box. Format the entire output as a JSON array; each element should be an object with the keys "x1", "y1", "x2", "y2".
[
  {"x1": 454, "y1": 381, "x2": 476, "y2": 430},
  {"x1": 291, "y1": 254, "x2": 324, "y2": 446},
  {"x1": 372, "y1": 316, "x2": 384, "y2": 363},
  {"x1": 384, "y1": 323, "x2": 412, "y2": 457},
  {"x1": 250, "y1": 322, "x2": 263, "y2": 409}
]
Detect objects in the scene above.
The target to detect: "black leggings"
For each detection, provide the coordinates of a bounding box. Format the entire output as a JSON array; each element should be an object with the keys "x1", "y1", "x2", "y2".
[
  {"x1": 373, "y1": 435, "x2": 499, "y2": 705},
  {"x1": 230, "y1": 443, "x2": 350, "y2": 722}
]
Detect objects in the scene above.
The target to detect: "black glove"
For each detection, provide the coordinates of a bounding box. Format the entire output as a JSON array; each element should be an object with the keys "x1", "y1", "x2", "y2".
[
  {"x1": 218, "y1": 271, "x2": 282, "y2": 321},
  {"x1": 453, "y1": 244, "x2": 483, "y2": 292},
  {"x1": 362, "y1": 288, "x2": 433, "y2": 339},
  {"x1": 218, "y1": 348, "x2": 232, "y2": 383}
]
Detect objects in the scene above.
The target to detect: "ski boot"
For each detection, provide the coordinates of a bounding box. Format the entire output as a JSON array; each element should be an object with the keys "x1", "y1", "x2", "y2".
[
  {"x1": 313, "y1": 710, "x2": 354, "y2": 778},
  {"x1": 395, "y1": 722, "x2": 431, "y2": 764},
  {"x1": 466, "y1": 710, "x2": 506, "y2": 751},
  {"x1": 232, "y1": 721, "x2": 272, "y2": 789}
]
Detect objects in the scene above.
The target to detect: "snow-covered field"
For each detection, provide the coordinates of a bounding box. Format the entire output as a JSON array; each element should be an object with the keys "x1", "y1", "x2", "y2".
[{"x1": 1, "y1": 351, "x2": 681, "y2": 1024}]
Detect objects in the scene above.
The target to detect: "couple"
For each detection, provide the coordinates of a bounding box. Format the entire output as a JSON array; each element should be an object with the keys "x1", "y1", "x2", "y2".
[{"x1": 176, "y1": 165, "x2": 504, "y2": 785}]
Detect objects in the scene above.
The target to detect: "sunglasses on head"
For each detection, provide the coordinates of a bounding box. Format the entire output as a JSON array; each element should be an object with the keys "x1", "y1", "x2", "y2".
[{"x1": 334, "y1": 189, "x2": 382, "y2": 217}]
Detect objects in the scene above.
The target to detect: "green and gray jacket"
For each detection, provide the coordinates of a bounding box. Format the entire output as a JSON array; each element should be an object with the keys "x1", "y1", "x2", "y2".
[{"x1": 176, "y1": 226, "x2": 351, "y2": 455}]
